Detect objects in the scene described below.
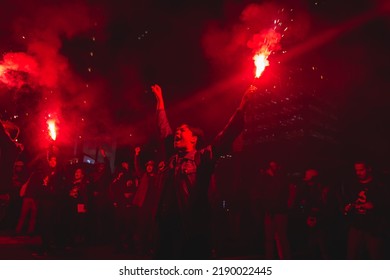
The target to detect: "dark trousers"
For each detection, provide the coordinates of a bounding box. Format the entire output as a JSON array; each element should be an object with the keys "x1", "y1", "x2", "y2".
[
  {"x1": 347, "y1": 226, "x2": 383, "y2": 259},
  {"x1": 16, "y1": 197, "x2": 38, "y2": 234},
  {"x1": 113, "y1": 205, "x2": 137, "y2": 251},
  {"x1": 264, "y1": 212, "x2": 291, "y2": 259},
  {"x1": 156, "y1": 216, "x2": 211, "y2": 260},
  {"x1": 37, "y1": 200, "x2": 58, "y2": 252}
]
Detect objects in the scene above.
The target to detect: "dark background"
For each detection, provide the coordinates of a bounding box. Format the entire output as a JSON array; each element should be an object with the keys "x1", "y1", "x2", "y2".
[{"x1": 0, "y1": 0, "x2": 389, "y2": 168}]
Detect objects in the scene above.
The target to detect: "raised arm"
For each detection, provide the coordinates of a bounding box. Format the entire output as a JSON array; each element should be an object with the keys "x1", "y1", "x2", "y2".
[
  {"x1": 213, "y1": 84, "x2": 257, "y2": 149},
  {"x1": 99, "y1": 147, "x2": 112, "y2": 175},
  {"x1": 151, "y1": 84, "x2": 173, "y2": 139},
  {"x1": 151, "y1": 84, "x2": 165, "y2": 111},
  {"x1": 134, "y1": 146, "x2": 142, "y2": 178},
  {"x1": 238, "y1": 85, "x2": 257, "y2": 111},
  {"x1": 99, "y1": 147, "x2": 107, "y2": 158}
]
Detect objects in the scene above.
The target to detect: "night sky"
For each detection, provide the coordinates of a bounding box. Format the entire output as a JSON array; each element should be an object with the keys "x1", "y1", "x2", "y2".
[{"x1": 0, "y1": 0, "x2": 389, "y2": 164}]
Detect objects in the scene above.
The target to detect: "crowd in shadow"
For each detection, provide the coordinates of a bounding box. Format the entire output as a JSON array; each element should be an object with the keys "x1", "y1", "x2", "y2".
[{"x1": 0, "y1": 84, "x2": 389, "y2": 260}]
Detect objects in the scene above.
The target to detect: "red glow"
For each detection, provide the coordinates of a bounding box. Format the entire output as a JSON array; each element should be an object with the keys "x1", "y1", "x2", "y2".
[
  {"x1": 253, "y1": 51, "x2": 270, "y2": 78},
  {"x1": 47, "y1": 119, "x2": 57, "y2": 141},
  {"x1": 0, "y1": 52, "x2": 38, "y2": 88},
  {"x1": 247, "y1": 29, "x2": 281, "y2": 79}
]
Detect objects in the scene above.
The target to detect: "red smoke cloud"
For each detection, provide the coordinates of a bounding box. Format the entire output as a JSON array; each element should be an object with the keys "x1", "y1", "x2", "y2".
[
  {"x1": 201, "y1": 2, "x2": 311, "y2": 74},
  {"x1": 2, "y1": 2, "x2": 94, "y2": 90},
  {"x1": 0, "y1": 52, "x2": 38, "y2": 88},
  {"x1": 0, "y1": 1, "x2": 101, "y2": 152}
]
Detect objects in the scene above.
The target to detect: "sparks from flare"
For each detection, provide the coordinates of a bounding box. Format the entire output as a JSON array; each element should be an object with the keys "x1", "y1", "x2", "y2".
[{"x1": 249, "y1": 28, "x2": 281, "y2": 78}]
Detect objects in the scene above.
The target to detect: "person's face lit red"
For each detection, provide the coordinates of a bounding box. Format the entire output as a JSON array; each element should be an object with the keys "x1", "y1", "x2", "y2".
[
  {"x1": 146, "y1": 163, "x2": 154, "y2": 174},
  {"x1": 121, "y1": 162, "x2": 129, "y2": 170},
  {"x1": 354, "y1": 163, "x2": 370, "y2": 181},
  {"x1": 48, "y1": 157, "x2": 57, "y2": 168},
  {"x1": 74, "y1": 168, "x2": 84, "y2": 181},
  {"x1": 174, "y1": 124, "x2": 197, "y2": 152},
  {"x1": 158, "y1": 161, "x2": 165, "y2": 172}
]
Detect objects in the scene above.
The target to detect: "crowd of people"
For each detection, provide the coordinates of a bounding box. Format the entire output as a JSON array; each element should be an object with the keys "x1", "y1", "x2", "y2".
[{"x1": 0, "y1": 84, "x2": 389, "y2": 260}]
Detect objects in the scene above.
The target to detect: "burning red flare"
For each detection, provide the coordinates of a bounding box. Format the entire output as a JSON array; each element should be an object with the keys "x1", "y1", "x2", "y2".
[
  {"x1": 247, "y1": 28, "x2": 281, "y2": 79},
  {"x1": 47, "y1": 119, "x2": 57, "y2": 141},
  {"x1": 253, "y1": 51, "x2": 270, "y2": 78}
]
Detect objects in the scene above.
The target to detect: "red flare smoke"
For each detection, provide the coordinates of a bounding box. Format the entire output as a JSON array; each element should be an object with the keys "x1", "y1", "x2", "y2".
[
  {"x1": 248, "y1": 29, "x2": 281, "y2": 78},
  {"x1": 0, "y1": 52, "x2": 38, "y2": 87}
]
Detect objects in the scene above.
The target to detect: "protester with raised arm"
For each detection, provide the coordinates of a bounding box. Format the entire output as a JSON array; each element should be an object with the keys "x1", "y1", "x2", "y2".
[{"x1": 150, "y1": 83, "x2": 256, "y2": 259}]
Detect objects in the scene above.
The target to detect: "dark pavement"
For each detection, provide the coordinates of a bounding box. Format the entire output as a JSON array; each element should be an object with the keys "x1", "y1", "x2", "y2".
[
  {"x1": 0, "y1": 230, "x2": 150, "y2": 260},
  {"x1": 0, "y1": 230, "x2": 263, "y2": 260}
]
